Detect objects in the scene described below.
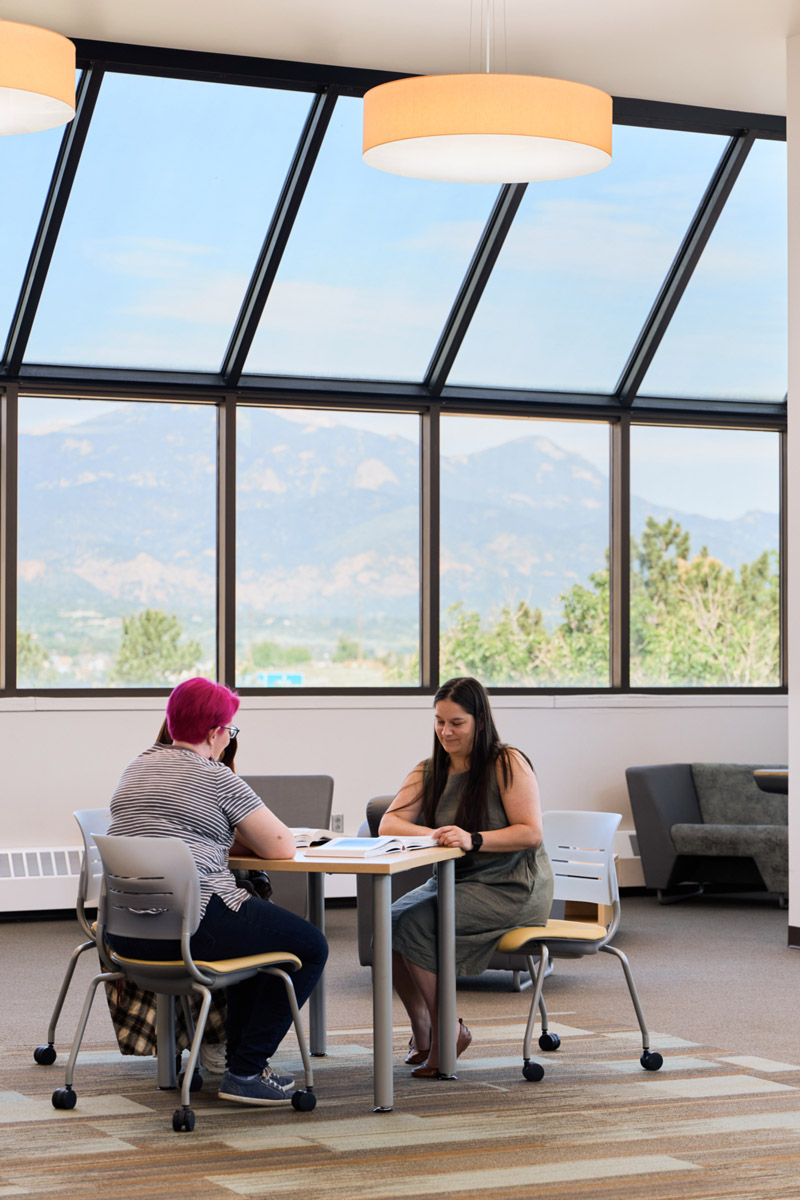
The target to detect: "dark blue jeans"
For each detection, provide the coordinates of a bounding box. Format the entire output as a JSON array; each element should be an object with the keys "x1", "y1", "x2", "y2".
[{"x1": 110, "y1": 894, "x2": 328, "y2": 1076}]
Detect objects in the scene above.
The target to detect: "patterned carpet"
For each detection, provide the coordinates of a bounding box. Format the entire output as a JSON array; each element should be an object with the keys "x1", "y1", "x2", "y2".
[{"x1": 4, "y1": 1012, "x2": 800, "y2": 1200}]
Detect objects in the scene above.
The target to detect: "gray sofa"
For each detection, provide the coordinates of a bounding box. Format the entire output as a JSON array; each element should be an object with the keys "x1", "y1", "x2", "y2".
[{"x1": 625, "y1": 762, "x2": 788, "y2": 903}]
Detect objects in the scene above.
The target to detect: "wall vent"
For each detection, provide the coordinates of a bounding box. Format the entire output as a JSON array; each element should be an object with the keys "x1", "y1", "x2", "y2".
[{"x1": 0, "y1": 846, "x2": 82, "y2": 912}]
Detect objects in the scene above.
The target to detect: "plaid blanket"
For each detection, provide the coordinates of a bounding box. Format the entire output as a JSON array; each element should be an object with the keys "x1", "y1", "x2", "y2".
[{"x1": 103, "y1": 977, "x2": 227, "y2": 1056}]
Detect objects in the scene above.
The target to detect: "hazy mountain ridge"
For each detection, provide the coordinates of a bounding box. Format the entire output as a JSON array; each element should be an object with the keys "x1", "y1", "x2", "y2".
[{"x1": 17, "y1": 406, "x2": 778, "y2": 636}]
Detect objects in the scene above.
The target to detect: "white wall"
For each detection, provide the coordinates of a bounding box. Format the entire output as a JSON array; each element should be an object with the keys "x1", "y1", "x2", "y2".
[
  {"x1": 786, "y1": 31, "x2": 800, "y2": 939},
  {"x1": 0, "y1": 692, "x2": 787, "y2": 898}
]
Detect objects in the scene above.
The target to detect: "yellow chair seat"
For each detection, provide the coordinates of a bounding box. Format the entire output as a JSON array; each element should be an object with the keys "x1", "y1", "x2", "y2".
[
  {"x1": 111, "y1": 950, "x2": 302, "y2": 973},
  {"x1": 497, "y1": 919, "x2": 606, "y2": 953}
]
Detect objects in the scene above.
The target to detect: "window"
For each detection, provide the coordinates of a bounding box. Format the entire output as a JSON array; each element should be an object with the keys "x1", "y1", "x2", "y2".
[
  {"x1": 440, "y1": 416, "x2": 610, "y2": 686},
  {"x1": 236, "y1": 407, "x2": 420, "y2": 686},
  {"x1": 629, "y1": 425, "x2": 780, "y2": 686},
  {"x1": 640, "y1": 140, "x2": 788, "y2": 401},
  {"x1": 17, "y1": 397, "x2": 217, "y2": 687},
  {"x1": 24, "y1": 74, "x2": 312, "y2": 370},
  {"x1": 244, "y1": 95, "x2": 499, "y2": 382},
  {"x1": 0, "y1": 122, "x2": 63, "y2": 345},
  {"x1": 449, "y1": 126, "x2": 727, "y2": 393}
]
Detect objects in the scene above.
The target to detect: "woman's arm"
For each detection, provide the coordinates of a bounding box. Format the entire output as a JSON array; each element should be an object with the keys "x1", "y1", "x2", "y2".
[
  {"x1": 434, "y1": 750, "x2": 543, "y2": 852},
  {"x1": 234, "y1": 805, "x2": 296, "y2": 860},
  {"x1": 379, "y1": 765, "x2": 436, "y2": 836}
]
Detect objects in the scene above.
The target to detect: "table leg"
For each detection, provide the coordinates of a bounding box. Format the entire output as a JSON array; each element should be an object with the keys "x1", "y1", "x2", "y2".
[
  {"x1": 156, "y1": 994, "x2": 177, "y2": 1089},
  {"x1": 372, "y1": 873, "x2": 394, "y2": 1111},
  {"x1": 307, "y1": 872, "x2": 327, "y2": 1056},
  {"x1": 437, "y1": 857, "x2": 457, "y2": 1079}
]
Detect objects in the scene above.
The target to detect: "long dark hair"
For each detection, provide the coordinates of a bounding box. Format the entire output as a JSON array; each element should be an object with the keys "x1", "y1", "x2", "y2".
[{"x1": 418, "y1": 677, "x2": 530, "y2": 833}]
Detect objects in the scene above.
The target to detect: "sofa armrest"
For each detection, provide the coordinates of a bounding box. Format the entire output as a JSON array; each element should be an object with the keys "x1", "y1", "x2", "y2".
[{"x1": 626, "y1": 764, "x2": 702, "y2": 890}]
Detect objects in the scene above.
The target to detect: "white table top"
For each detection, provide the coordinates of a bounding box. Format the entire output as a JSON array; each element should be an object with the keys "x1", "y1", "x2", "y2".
[{"x1": 229, "y1": 845, "x2": 463, "y2": 875}]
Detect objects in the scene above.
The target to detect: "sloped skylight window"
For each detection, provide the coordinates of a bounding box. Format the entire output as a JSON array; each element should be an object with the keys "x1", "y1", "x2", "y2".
[
  {"x1": 448, "y1": 126, "x2": 727, "y2": 394},
  {"x1": 23, "y1": 73, "x2": 312, "y2": 371},
  {"x1": 0, "y1": 122, "x2": 64, "y2": 352},
  {"x1": 243, "y1": 95, "x2": 499, "y2": 382},
  {"x1": 639, "y1": 139, "x2": 787, "y2": 401}
]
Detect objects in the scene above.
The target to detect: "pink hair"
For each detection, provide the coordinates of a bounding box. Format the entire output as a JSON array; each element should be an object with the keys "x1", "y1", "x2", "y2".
[{"x1": 166, "y1": 677, "x2": 239, "y2": 745}]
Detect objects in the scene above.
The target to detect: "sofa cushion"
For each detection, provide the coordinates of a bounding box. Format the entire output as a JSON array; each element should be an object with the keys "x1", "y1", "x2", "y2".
[
  {"x1": 671, "y1": 822, "x2": 788, "y2": 893},
  {"x1": 691, "y1": 763, "x2": 787, "y2": 826}
]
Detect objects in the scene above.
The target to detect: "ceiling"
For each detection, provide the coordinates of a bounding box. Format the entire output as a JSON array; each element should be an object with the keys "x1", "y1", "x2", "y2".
[{"x1": 3, "y1": 0, "x2": 800, "y2": 116}]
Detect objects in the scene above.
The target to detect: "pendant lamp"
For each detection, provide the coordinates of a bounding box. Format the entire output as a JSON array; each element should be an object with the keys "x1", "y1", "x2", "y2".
[
  {"x1": 362, "y1": 3, "x2": 611, "y2": 184},
  {"x1": 0, "y1": 20, "x2": 76, "y2": 135},
  {"x1": 363, "y1": 73, "x2": 612, "y2": 183}
]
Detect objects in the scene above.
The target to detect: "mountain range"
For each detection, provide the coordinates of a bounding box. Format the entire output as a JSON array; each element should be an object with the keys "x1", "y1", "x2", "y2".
[{"x1": 16, "y1": 404, "x2": 778, "y2": 653}]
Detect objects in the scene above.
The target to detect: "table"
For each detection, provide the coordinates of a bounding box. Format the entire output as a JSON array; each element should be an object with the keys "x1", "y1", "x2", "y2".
[
  {"x1": 229, "y1": 845, "x2": 463, "y2": 1111},
  {"x1": 753, "y1": 768, "x2": 788, "y2": 794}
]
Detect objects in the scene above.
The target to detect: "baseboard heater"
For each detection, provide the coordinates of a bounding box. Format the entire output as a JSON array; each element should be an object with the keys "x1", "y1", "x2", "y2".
[{"x1": 0, "y1": 846, "x2": 82, "y2": 911}]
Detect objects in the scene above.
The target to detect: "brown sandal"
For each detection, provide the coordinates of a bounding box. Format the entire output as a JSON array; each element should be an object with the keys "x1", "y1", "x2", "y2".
[{"x1": 405, "y1": 1037, "x2": 430, "y2": 1066}]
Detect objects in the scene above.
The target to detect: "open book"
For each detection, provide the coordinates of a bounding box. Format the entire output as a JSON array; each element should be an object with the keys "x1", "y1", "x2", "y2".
[
  {"x1": 303, "y1": 835, "x2": 439, "y2": 858},
  {"x1": 290, "y1": 827, "x2": 334, "y2": 848}
]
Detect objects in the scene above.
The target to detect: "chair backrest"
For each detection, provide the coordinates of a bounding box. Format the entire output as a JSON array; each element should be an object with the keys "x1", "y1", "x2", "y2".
[
  {"x1": 73, "y1": 809, "x2": 111, "y2": 936},
  {"x1": 93, "y1": 834, "x2": 201, "y2": 942},
  {"x1": 242, "y1": 775, "x2": 334, "y2": 828},
  {"x1": 365, "y1": 795, "x2": 394, "y2": 836},
  {"x1": 543, "y1": 810, "x2": 622, "y2": 909}
]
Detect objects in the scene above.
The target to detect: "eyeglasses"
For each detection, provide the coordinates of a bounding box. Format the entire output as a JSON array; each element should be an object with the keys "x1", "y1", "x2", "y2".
[{"x1": 223, "y1": 725, "x2": 240, "y2": 739}]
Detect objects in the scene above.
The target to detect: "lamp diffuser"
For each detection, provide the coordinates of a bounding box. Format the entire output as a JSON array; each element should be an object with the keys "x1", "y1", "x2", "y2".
[
  {"x1": 0, "y1": 20, "x2": 75, "y2": 135},
  {"x1": 363, "y1": 74, "x2": 612, "y2": 183}
]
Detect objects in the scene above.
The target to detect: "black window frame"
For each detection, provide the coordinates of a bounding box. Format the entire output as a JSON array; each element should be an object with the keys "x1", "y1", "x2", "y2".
[{"x1": 0, "y1": 40, "x2": 787, "y2": 699}]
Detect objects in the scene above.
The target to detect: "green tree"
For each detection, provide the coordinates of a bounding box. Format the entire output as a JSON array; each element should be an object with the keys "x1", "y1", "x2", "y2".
[
  {"x1": 628, "y1": 517, "x2": 779, "y2": 686},
  {"x1": 440, "y1": 600, "x2": 555, "y2": 685},
  {"x1": 112, "y1": 609, "x2": 202, "y2": 686},
  {"x1": 251, "y1": 640, "x2": 312, "y2": 669},
  {"x1": 17, "y1": 630, "x2": 50, "y2": 684},
  {"x1": 333, "y1": 634, "x2": 360, "y2": 663},
  {"x1": 556, "y1": 564, "x2": 610, "y2": 684}
]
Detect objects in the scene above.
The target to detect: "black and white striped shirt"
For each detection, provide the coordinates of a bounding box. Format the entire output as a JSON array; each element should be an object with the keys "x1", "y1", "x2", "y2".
[{"x1": 109, "y1": 744, "x2": 264, "y2": 915}]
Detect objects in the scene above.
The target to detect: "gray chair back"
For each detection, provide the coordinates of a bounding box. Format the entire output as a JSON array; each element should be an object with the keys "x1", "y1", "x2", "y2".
[
  {"x1": 73, "y1": 808, "x2": 111, "y2": 937},
  {"x1": 93, "y1": 833, "x2": 201, "y2": 942},
  {"x1": 242, "y1": 775, "x2": 334, "y2": 917}
]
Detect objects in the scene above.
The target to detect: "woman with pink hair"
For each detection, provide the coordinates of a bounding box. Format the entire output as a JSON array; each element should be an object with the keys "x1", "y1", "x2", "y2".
[{"x1": 108, "y1": 677, "x2": 328, "y2": 1108}]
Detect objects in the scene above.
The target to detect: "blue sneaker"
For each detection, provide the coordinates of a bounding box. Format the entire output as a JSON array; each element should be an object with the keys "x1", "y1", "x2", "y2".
[
  {"x1": 218, "y1": 1068, "x2": 292, "y2": 1107},
  {"x1": 265, "y1": 1064, "x2": 295, "y2": 1089}
]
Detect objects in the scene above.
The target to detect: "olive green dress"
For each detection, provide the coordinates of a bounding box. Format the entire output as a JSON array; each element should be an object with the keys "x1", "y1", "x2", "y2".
[{"x1": 391, "y1": 769, "x2": 554, "y2": 977}]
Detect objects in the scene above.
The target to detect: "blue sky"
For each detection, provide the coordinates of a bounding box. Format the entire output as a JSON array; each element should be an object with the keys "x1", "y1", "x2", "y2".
[{"x1": 4, "y1": 72, "x2": 785, "y2": 521}]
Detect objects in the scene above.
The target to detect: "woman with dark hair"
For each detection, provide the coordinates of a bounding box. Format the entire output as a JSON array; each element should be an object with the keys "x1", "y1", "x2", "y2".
[
  {"x1": 380, "y1": 676, "x2": 553, "y2": 1077},
  {"x1": 108, "y1": 677, "x2": 328, "y2": 1107}
]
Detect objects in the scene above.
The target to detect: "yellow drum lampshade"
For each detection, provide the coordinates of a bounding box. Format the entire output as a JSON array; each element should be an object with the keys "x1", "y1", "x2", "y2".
[
  {"x1": 363, "y1": 73, "x2": 612, "y2": 183},
  {"x1": 0, "y1": 20, "x2": 76, "y2": 135}
]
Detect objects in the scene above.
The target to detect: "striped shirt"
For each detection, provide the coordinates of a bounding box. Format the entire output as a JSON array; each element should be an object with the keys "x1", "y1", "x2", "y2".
[{"x1": 108, "y1": 744, "x2": 264, "y2": 916}]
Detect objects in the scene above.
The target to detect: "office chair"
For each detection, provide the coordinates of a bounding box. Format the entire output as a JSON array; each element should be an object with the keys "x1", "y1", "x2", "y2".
[
  {"x1": 51, "y1": 833, "x2": 317, "y2": 1132},
  {"x1": 242, "y1": 775, "x2": 334, "y2": 917},
  {"x1": 496, "y1": 810, "x2": 664, "y2": 1082},
  {"x1": 33, "y1": 807, "x2": 110, "y2": 1066}
]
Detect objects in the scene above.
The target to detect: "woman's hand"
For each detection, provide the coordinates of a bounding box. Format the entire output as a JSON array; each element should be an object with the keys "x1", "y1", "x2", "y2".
[{"x1": 433, "y1": 824, "x2": 473, "y2": 851}]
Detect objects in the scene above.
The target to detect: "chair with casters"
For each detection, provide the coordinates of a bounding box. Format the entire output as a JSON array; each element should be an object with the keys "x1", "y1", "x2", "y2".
[
  {"x1": 496, "y1": 810, "x2": 663, "y2": 1083},
  {"x1": 52, "y1": 833, "x2": 317, "y2": 1132},
  {"x1": 33, "y1": 807, "x2": 110, "y2": 1067},
  {"x1": 241, "y1": 775, "x2": 334, "y2": 917}
]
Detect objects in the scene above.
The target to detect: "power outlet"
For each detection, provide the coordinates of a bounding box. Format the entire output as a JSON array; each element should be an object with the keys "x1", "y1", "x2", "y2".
[{"x1": 331, "y1": 813, "x2": 344, "y2": 833}]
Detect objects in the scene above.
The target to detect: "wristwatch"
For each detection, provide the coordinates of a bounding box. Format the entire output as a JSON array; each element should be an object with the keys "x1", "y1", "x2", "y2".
[{"x1": 471, "y1": 832, "x2": 484, "y2": 852}]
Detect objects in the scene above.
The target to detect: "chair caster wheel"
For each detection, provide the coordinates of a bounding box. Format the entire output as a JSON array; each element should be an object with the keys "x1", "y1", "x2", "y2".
[
  {"x1": 640, "y1": 1050, "x2": 663, "y2": 1071},
  {"x1": 291, "y1": 1089, "x2": 317, "y2": 1112},
  {"x1": 178, "y1": 1069, "x2": 203, "y2": 1092},
  {"x1": 172, "y1": 1106, "x2": 195, "y2": 1132},
  {"x1": 52, "y1": 1087, "x2": 77, "y2": 1110},
  {"x1": 538, "y1": 1032, "x2": 561, "y2": 1052},
  {"x1": 522, "y1": 1061, "x2": 545, "y2": 1082},
  {"x1": 34, "y1": 1044, "x2": 57, "y2": 1065}
]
